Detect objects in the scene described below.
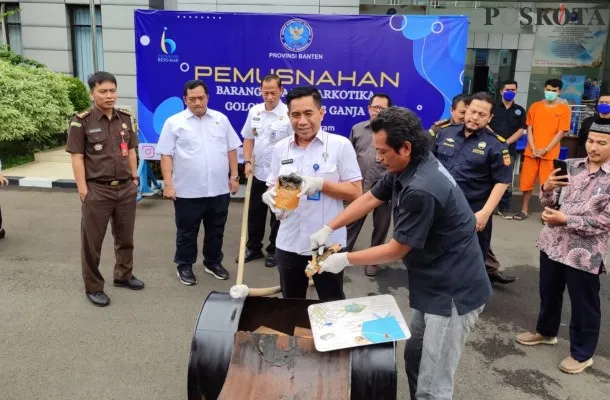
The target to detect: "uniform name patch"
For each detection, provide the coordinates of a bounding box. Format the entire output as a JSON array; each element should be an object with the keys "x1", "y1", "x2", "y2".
[
  {"x1": 89, "y1": 128, "x2": 102, "y2": 133},
  {"x1": 281, "y1": 158, "x2": 294, "y2": 165},
  {"x1": 443, "y1": 142, "x2": 454, "y2": 148},
  {"x1": 472, "y1": 149, "x2": 485, "y2": 155}
]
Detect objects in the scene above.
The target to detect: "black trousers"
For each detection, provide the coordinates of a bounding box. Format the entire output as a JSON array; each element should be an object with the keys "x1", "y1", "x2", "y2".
[
  {"x1": 276, "y1": 248, "x2": 345, "y2": 301},
  {"x1": 536, "y1": 251, "x2": 601, "y2": 362},
  {"x1": 0, "y1": 204, "x2": 2, "y2": 228},
  {"x1": 498, "y1": 145, "x2": 516, "y2": 211},
  {"x1": 345, "y1": 200, "x2": 391, "y2": 253},
  {"x1": 173, "y1": 194, "x2": 229, "y2": 268},
  {"x1": 247, "y1": 176, "x2": 279, "y2": 254},
  {"x1": 469, "y1": 199, "x2": 494, "y2": 273}
]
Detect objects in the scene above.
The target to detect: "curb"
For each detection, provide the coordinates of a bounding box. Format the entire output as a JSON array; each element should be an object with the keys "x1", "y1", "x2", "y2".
[{"x1": 6, "y1": 176, "x2": 77, "y2": 189}]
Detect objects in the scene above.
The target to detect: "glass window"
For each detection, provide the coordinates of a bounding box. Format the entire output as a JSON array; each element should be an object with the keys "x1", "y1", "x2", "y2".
[
  {"x1": 1, "y1": 3, "x2": 22, "y2": 55},
  {"x1": 70, "y1": 6, "x2": 103, "y2": 84}
]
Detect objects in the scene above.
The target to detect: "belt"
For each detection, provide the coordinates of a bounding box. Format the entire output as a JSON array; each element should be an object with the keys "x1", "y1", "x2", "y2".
[{"x1": 88, "y1": 179, "x2": 130, "y2": 186}]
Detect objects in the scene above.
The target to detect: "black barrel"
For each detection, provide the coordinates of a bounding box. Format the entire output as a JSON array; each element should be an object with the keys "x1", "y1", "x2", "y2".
[{"x1": 187, "y1": 291, "x2": 397, "y2": 400}]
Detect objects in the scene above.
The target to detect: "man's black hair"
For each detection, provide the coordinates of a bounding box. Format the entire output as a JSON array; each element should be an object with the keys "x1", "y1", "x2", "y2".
[
  {"x1": 544, "y1": 78, "x2": 563, "y2": 90},
  {"x1": 501, "y1": 80, "x2": 518, "y2": 90},
  {"x1": 261, "y1": 74, "x2": 282, "y2": 89},
  {"x1": 87, "y1": 71, "x2": 117, "y2": 90},
  {"x1": 183, "y1": 80, "x2": 209, "y2": 97},
  {"x1": 469, "y1": 91, "x2": 495, "y2": 110},
  {"x1": 371, "y1": 107, "x2": 430, "y2": 164},
  {"x1": 286, "y1": 86, "x2": 322, "y2": 109},
  {"x1": 451, "y1": 94, "x2": 471, "y2": 109},
  {"x1": 369, "y1": 93, "x2": 392, "y2": 107}
]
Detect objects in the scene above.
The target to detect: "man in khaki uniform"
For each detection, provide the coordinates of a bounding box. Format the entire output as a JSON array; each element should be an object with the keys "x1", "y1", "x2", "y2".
[{"x1": 66, "y1": 71, "x2": 144, "y2": 307}]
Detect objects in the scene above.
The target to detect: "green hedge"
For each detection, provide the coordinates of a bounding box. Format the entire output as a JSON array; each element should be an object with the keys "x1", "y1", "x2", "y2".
[
  {"x1": 63, "y1": 76, "x2": 91, "y2": 112},
  {"x1": 0, "y1": 55, "x2": 74, "y2": 149}
]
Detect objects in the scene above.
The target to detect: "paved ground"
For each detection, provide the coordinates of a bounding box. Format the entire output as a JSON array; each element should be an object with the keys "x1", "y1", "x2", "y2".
[{"x1": 0, "y1": 188, "x2": 608, "y2": 400}]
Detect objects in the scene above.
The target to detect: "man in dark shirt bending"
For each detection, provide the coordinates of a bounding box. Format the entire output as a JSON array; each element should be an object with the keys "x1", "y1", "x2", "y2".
[{"x1": 310, "y1": 107, "x2": 492, "y2": 400}]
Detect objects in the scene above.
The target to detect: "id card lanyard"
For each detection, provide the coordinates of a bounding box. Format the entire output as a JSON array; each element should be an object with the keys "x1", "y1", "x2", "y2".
[{"x1": 120, "y1": 130, "x2": 128, "y2": 157}]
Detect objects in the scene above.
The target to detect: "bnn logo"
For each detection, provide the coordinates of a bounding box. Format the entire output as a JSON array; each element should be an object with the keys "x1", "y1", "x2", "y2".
[{"x1": 484, "y1": 6, "x2": 606, "y2": 26}]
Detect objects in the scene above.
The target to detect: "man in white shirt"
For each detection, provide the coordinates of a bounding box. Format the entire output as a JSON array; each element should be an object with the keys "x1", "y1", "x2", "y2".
[
  {"x1": 236, "y1": 74, "x2": 292, "y2": 268},
  {"x1": 263, "y1": 86, "x2": 363, "y2": 300},
  {"x1": 157, "y1": 80, "x2": 242, "y2": 285}
]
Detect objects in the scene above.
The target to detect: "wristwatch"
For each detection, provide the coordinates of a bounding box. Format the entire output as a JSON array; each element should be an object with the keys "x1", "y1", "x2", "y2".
[{"x1": 230, "y1": 176, "x2": 239, "y2": 181}]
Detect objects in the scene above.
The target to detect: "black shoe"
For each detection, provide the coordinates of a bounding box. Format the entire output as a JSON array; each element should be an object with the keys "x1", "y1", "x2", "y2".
[
  {"x1": 113, "y1": 276, "x2": 145, "y2": 290},
  {"x1": 205, "y1": 264, "x2": 230, "y2": 280},
  {"x1": 489, "y1": 271, "x2": 518, "y2": 284},
  {"x1": 86, "y1": 291, "x2": 110, "y2": 307},
  {"x1": 265, "y1": 253, "x2": 277, "y2": 268},
  {"x1": 0, "y1": 228, "x2": 5, "y2": 239},
  {"x1": 235, "y1": 249, "x2": 265, "y2": 263},
  {"x1": 177, "y1": 265, "x2": 197, "y2": 286}
]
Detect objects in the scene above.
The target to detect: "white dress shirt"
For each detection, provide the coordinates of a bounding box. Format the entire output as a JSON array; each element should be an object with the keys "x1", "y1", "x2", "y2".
[
  {"x1": 241, "y1": 102, "x2": 292, "y2": 182},
  {"x1": 267, "y1": 130, "x2": 362, "y2": 255},
  {"x1": 156, "y1": 108, "x2": 242, "y2": 198}
]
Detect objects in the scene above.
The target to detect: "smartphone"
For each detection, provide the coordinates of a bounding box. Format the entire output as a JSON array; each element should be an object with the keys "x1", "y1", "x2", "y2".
[{"x1": 553, "y1": 159, "x2": 569, "y2": 181}]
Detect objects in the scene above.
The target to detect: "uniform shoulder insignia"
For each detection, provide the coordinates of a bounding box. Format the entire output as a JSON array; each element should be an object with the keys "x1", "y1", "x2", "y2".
[
  {"x1": 496, "y1": 135, "x2": 507, "y2": 143},
  {"x1": 434, "y1": 118, "x2": 450, "y2": 126},
  {"x1": 117, "y1": 108, "x2": 132, "y2": 116},
  {"x1": 75, "y1": 109, "x2": 91, "y2": 119},
  {"x1": 440, "y1": 121, "x2": 451, "y2": 128}
]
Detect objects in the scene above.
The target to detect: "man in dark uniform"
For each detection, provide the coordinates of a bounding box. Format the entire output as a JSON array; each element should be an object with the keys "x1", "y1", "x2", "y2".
[
  {"x1": 66, "y1": 71, "x2": 144, "y2": 307},
  {"x1": 433, "y1": 92, "x2": 517, "y2": 285},
  {"x1": 489, "y1": 80, "x2": 526, "y2": 217},
  {"x1": 483, "y1": 80, "x2": 525, "y2": 283},
  {"x1": 310, "y1": 107, "x2": 492, "y2": 399},
  {"x1": 428, "y1": 93, "x2": 470, "y2": 138}
]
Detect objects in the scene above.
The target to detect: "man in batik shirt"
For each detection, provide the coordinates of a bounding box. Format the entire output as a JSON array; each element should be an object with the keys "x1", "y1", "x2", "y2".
[{"x1": 516, "y1": 117, "x2": 610, "y2": 375}]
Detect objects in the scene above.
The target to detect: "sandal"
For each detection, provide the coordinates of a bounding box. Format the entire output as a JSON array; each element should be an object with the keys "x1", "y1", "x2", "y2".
[{"x1": 513, "y1": 211, "x2": 528, "y2": 220}]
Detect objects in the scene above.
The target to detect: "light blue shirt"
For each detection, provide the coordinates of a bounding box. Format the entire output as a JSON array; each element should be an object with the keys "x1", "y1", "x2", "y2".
[{"x1": 156, "y1": 108, "x2": 242, "y2": 198}]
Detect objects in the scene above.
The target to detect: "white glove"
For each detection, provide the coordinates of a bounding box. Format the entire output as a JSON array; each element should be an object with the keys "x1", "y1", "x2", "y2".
[
  {"x1": 230, "y1": 284, "x2": 249, "y2": 299},
  {"x1": 262, "y1": 188, "x2": 278, "y2": 213},
  {"x1": 262, "y1": 187, "x2": 294, "y2": 221},
  {"x1": 310, "y1": 225, "x2": 333, "y2": 254},
  {"x1": 298, "y1": 176, "x2": 324, "y2": 197},
  {"x1": 318, "y1": 252, "x2": 351, "y2": 274}
]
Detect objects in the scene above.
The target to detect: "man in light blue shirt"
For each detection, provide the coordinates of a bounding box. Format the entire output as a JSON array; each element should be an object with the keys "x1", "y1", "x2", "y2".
[{"x1": 157, "y1": 80, "x2": 242, "y2": 285}]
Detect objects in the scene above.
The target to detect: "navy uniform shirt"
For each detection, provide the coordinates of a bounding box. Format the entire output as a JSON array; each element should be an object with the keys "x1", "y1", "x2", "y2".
[
  {"x1": 370, "y1": 153, "x2": 492, "y2": 317},
  {"x1": 433, "y1": 125, "x2": 512, "y2": 204},
  {"x1": 489, "y1": 102, "x2": 526, "y2": 153}
]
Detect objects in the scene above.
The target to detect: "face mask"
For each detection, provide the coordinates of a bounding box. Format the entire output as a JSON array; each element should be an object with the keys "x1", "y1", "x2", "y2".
[
  {"x1": 544, "y1": 91, "x2": 559, "y2": 102},
  {"x1": 502, "y1": 91, "x2": 516, "y2": 101},
  {"x1": 597, "y1": 103, "x2": 610, "y2": 114}
]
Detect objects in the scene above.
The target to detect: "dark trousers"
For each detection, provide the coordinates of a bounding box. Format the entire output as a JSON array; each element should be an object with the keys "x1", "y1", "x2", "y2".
[
  {"x1": 173, "y1": 194, "x2": 229, "y2": 268},
  {"x1": 0, "y1": 204, "x2": 2, "y2": 228},
  {"x1": 276, "y1": 248, "x2": 345, "y2": 301},
  {"x1": 247, "y1": 176, "x2": 279, "y2": 254},
  {"x1": 345, "y1": 200, "x2": 391, "y2": 253},
  {"x1": 81, "y1": 182, "x2": 137, "y2": 293},
  {"x1": 536, "y1": 251, "x2": 601, "y2": 362},
  {"x1": 469, "y1": 200, "x2": 494, "y2": 274},
  {"x1": 498, "y1": 146, "x2": 516, "y2": 211}
]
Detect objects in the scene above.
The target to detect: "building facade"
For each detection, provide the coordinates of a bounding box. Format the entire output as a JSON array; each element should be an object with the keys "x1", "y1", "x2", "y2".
[{"x1": 1, "y1": 0, "x2": 609, "y2": 110}]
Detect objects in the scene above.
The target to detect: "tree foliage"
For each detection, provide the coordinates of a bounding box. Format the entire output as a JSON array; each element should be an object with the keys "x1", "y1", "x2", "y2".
[
  {"x1": 0, "y1": 58, "x2": 74, "y2": 143},
  {"x1": 63, "y1": 75, "x2": 91, "y2": 112}
]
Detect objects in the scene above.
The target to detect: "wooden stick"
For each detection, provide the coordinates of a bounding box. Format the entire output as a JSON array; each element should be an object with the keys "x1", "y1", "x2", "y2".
[
  {"x1": 233, "y1": 169, "x2": 313, "y2": 298},
  {"x1": 235, "y1": 173, "x2": 253, "y2": 286}
]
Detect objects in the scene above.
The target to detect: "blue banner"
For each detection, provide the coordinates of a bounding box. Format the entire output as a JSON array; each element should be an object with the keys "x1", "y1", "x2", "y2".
[{"x1": 134, "y1": 11, "x2": 468, "y2": 160}]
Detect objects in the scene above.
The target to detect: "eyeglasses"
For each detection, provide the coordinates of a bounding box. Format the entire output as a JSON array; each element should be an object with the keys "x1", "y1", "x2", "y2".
[{"x1": 369, "y1": 105, "x2": 386, "y2": 111}]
